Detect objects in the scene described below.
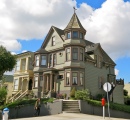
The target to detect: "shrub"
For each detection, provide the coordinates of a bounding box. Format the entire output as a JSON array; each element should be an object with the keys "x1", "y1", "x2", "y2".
[
  {"x1": 95, "y1": 94, "x2": 104, "y2": 101},
  {"x1": 70, "y1": 87, "x2": 76, "y2": 98},
  {"x1": 75, "y1": 89, "x2": 90, "y2": 100},
  {"x1": 124, "y1": 89, "x2": 128, "y2": 96}
]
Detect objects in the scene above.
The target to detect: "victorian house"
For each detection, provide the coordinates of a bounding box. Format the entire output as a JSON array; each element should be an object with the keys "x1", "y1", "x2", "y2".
[
  {"x1": 11, "y1": 12, "x2": 124, "y2": 104},
  {"x1": 32, "y1": 12, "x2": 124, "y2": 104}
]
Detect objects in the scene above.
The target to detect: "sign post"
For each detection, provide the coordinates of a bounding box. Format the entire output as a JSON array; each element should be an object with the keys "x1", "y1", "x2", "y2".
[
  {"x1": 103, "y1": 82, "x2": 111, "y2": 119},
  {"x1": 101, "y1": 98, "x2": 106, "y2": 119}
]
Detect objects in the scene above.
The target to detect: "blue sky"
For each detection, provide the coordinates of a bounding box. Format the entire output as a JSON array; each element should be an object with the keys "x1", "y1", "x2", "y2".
[{"x1": 1, "y1": 0, "x2": 130, "y2": 83}]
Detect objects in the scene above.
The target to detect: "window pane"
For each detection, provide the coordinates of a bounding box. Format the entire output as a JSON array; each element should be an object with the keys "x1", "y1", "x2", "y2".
[
  {"x1": 36, "y1": 56, "x2": 39, "y2": 66},
  {"x1": 66, "y1": 48, "x2": 70, "y2": 61},
  {"x1": 72, "y1": 73, "x2": 78, "y2": 85},
  {"x1": 49, "y1": 54, "x2": 52, "y2": 67},
  {"x1": 80, "y1": 48, "x2": 83, "y2": 61},
  {"x1": 67, "y1": 32, "x2": 71, "y2": 39},
  {"x1": 41, "y1": 55, "x2": 46, "y2": 65},
  {"x1": 80, "y1": 33, "x2": 83, "y2": 39},
  {"x1": 73, "y1": 31, "x2": 78, "y2": 38},
  {"x1": 16, "y1": 60, "x2": 20, "y2": 71},
  {"x1": 52, "y1": 36, "x2": 55, "y2": 46},
  {"x1": 66, "y1": 73, "x2": 70, "y2": 85},
  {"x1": 53, "y1": 54, "x2": 56, "y2": 66},
  {"x1": 80, "y1": 73, "x2": 83, "y2": 85},
  {"x1": 73, "y1": 48, "x2": 78, "y2": 60},
  {"x1": 14, "y1": 79, "x2": 18, "y2": 90}
]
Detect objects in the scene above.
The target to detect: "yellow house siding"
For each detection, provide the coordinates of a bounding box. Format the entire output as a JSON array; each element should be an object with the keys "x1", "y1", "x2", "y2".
[{"x1": 124, "y1": 84, "x2": 130, "y2": 96}]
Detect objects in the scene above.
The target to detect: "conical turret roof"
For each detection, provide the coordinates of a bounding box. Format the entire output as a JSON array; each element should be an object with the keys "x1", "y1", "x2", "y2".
[{"x1": 64, "y1": 13, "x2": 86, "y2": 32}]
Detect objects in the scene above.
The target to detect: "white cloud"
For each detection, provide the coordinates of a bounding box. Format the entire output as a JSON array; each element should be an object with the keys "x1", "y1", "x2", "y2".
[
  {"x1": 0, "y1": 0, "x2": 130, "y2": 62},
  {"x1": 22, "y1": 50, "x2": 27, "y2": 53},
  {"x1": 82, "y1": 0, "x2": 130, "y2": 60},
  {"x1": 4, "y1": 69, "x2": 14, "y2": 75},
  {"x1": 115, "y1": 69, "x2": 119, "y2": 76}
]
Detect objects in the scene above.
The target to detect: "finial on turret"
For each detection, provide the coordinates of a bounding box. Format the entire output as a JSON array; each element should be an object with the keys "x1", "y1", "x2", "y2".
[{"x1": 73, "y1": 6, "x2": 77, "y2": 13}]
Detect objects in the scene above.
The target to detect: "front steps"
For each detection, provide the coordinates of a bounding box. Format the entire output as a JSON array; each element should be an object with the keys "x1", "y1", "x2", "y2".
[{"x1": 62, "y1": 100, "x2": 80, "y2": 113}]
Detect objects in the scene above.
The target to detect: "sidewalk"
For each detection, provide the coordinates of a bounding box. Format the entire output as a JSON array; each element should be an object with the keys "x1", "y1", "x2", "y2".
[{"x1": 11, "y1": 113, "x2": 129, "y2": 120}]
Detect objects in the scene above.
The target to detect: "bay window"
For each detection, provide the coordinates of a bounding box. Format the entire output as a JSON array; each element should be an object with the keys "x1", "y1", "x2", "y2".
[
  {"x1": 73, "y1": 31, "x2": 78, "y2": 38},
  {"x1": 66, "y1": 48, "x2": 70, "y2": 61},
  {"x1": 49, "y1": 54, "x2": 52, "y2": 67},
  {"x1": 53, "y1": 54, "x2": 56, "y2": 66},
  {"x1": 72, "y1": 73, "x2": 78, "y2": 85},
  {"x1": 66, "y1": 73, "x2": 70, "y2": 85},
  {"x1": 41, "y1": 55, "x2": 46, "y2": 65},
  {"x1": 80, "y1": 73, "x2": 83, "y2": 85},
  {"x1": 35, "y1": 55, "x2": 39, "y2": 66},
  {"x1": 66, "y1": 32, "x2": 71, "y2": 39},
  {"x1": 80, "y1": 48, "x2": 83, "y2": 61},
  {"x1": 72, "y1": 48, "x2": 78, "y2": 60}
]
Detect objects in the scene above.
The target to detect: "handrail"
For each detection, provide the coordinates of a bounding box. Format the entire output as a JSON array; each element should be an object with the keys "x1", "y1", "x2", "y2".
[
  {"x1": 8, "y1": 90, "x2": 22, "y2": 102},
  {"x1": 14, "y1": 89, "x2": 28, "y2": 101}
]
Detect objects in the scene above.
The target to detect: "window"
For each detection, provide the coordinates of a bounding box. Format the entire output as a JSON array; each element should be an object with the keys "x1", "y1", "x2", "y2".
[
  {"x1": 14, "y1": 79, "x2": 18, "y2": 90},
  {"x1": 67, "y1": 32, "x2": 71, "y2": 39},
  {"x1": 80, "y1": 48, "x2": 83, "y2": 61},
  {"x1": 34, "y1": 76, "x2": 38, "y2": 88},
  {"x1": 66, "y1": 73, "x2": 70, "y2": 85},
  {"x1": 66, "y1": 48, "x2": 70, "y2": 61},
  {"x1": 49, "y1": 54, "x2": 52, "y2": 67},
  {"x1": 80, "y1": 33, "x2": 83, "y2": 39},
  {"x1": 72, "y1": 73, "x2": 78, "y2": 85},
  {"x1": 53, "y1": 54, "x2": 56, "y2": 66},
  {"x1": 15, "y1": 59, "x2": 20, "y2": 71},
  {"x1": 35, "y1": 55, "x2": 39, "y2": 66},
  {"x1": 73, "y1": 31, "x2": 78, "y2": 38},
  {"x1": 72, "y1": 48, "x2": 78, "y2": 60},
  {"x1": 80, "y1": 73, "x2": 83, "y2": 85},
  {"x1": 52, "y1": 36, "x2": 55, "y2": 46},
  {"x1": 21, "y1": 59, "x2": 26, "y2": 71},
  {"x1": 41, "y1": 55, "x2": 46, "y2": 65}
]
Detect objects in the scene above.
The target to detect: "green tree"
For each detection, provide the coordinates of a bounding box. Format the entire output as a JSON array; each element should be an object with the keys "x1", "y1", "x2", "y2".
[
  {"x1": 0, "y1": 87, "x2": 7, "y2": 104},
  {"x1": 0, "y1": 45, "x2": 16, "y2": 78}
]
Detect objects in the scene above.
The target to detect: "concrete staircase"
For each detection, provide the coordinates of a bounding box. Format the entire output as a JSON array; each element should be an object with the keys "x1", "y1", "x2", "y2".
[{"x1": 62, "y1": 100, "x2": 80, "y2": 113}]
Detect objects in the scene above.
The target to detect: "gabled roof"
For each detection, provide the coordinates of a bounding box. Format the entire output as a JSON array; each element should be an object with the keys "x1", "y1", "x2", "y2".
[
  {"x1": 64, "y1": 13, "x2": 86, "y2": 32},
  {"x1": 85, "y1": 43, "x2": 116, "y2": 65},
  {"x1": 40, "y1": 26, "x2": 64, "y2": 50},
  {"x1": 2, "y1": 75, "x2": 13, "y2": 82}
]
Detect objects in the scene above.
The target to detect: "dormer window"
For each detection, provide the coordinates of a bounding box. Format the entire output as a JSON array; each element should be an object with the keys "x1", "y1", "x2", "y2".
[
  {"x1": 52, "y1": 36, "x2": 55, "y2": 46},
  {"x1": 73, "y1": 31, "x2": 78, "y2": 38}
]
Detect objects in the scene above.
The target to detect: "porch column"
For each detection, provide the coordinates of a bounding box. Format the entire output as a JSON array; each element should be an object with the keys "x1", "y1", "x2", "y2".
[
  {"x1": 25, "y1": 57, "x2": 29, "y2": 71},
  {"x1": 42, "y1": 74, "x2": 46, "y2": 94},
  {"x1": 46, "y1": 75, "x2": 49, "y2": 91},
  {"x1": 54, "y1": 75, "x2": 56, "y2": 92},
  {"x1": 50, "y1": 74, "x2": 53, "y2": 91}
]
